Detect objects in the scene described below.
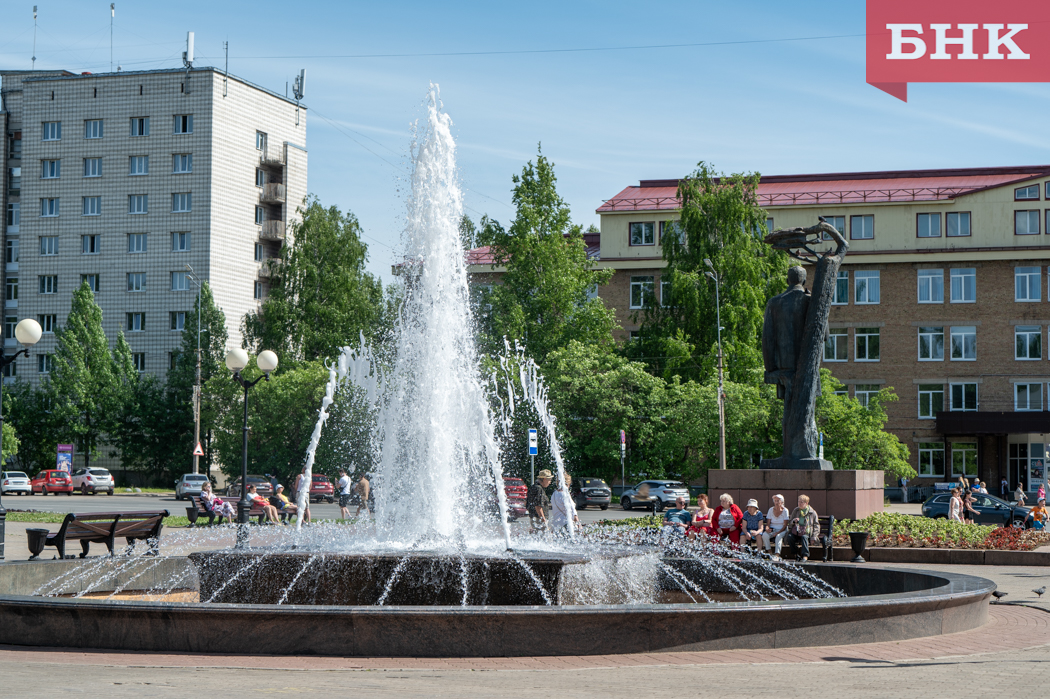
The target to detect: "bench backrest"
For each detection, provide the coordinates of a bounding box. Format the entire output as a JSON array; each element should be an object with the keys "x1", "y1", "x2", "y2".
[{"x1": 112, "y1": 512, "x2": 168, "y2": 539}]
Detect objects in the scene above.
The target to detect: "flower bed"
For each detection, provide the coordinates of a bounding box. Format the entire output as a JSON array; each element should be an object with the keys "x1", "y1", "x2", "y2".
[{"x1": 833, "y1": 512, "x2": 1050, "y2": 551}]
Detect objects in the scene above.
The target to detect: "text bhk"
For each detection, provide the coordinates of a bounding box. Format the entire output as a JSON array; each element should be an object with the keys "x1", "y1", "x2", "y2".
[{"x1": 886, "y1": 24, "x2": 1029, "y2": 60}]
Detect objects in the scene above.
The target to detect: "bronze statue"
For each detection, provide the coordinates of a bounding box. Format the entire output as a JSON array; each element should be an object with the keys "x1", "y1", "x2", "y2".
[{"x1": 761, "y1": 218, "x2": 848, "y2": 470}]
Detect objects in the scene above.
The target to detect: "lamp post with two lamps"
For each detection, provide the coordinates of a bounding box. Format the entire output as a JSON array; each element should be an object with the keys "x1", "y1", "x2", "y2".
[
  {"x1": 0, "y1": 319, "x2": 42, "y2": 559},
  {"x1": 703, "y1": 259, "x2": 726, "y2": 471},
  {"x1": 225, "y1": 347, "x2": 278, "y2": 547}
]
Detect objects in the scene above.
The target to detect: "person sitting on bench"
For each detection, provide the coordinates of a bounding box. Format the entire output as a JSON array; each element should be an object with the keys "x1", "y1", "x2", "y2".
[
  {"x1": 201, "y1": 482, "x2": 235, "y2": 524},
  {"x1": 246, "y1": 484, "x2": 281, "y2": 524},
  {"x1": 784, "y1": 494, "x2": 819, "y2": 562},
  {"x1": 272, "y1": 485, "x2": 300, "y2": 518}
]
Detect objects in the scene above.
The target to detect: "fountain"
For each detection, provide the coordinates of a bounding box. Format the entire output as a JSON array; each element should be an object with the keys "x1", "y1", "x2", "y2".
[{"x1": 0, "y1": 87, "x2": 994, "y2": 657}]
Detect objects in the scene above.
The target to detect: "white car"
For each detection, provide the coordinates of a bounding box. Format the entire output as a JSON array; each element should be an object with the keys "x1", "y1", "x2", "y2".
[
  {"x1": 175, "y1": 473, "x2": 210, "y2": 501},
  {"x1": 70, "y1": 468, "x2": 115, "y2": 495},
  {"x1": 0, "y1": 471, "x2": 31, "y2": 495}
]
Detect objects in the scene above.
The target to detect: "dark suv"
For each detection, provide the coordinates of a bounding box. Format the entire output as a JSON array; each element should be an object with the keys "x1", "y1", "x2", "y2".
[
  {"x1": 572, "y1": 477, "x2": 611, "y2": 510},
  {"x1": 922, "y1": 492, "x2": 1031, "y2": 528}
]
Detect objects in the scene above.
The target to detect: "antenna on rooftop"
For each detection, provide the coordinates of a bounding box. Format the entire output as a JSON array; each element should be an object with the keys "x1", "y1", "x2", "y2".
[
  {"x1": 110, "y1": 4, "x2": 115, "y2": 72},
  {"x1": 222, "y1": 40, "x2": 228, "y2": 97},
  {"x1": 182, "y1": 31, "x2": 194, "y2": 93},
  {"x1": 293, "y1": 68, "x2": 305, "y2": 125},
  {"x1": 32, "y1": 6, "x2": 38, "y2": 71}
]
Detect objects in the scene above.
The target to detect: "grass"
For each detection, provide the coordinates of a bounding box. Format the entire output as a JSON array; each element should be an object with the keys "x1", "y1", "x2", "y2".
[{"x1": 116, "y1": 488, "x2": 174, "y2": 494}]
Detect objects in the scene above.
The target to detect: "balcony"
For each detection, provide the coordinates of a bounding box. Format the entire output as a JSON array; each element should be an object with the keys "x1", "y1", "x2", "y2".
[
  {"x1": 259, "y1": 220, "x2": 285, "y2": 241},
  {"x1": 260, "y1": 183, "x2": 286, "y2": 204},
  {"x1": 259, "y1": 149, "x2": 285, "y2": 168},
  {"x1": 258, "y1": 258, "x2": 280, "y2": 278}
]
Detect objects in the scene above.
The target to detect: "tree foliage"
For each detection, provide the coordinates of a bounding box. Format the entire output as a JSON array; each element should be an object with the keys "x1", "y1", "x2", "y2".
[{"x1": 6, "y1": 381, "x2": 55, "y2": 474}]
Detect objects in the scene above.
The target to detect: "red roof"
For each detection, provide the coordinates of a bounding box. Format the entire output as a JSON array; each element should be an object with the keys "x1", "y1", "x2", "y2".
[
  {"x1": 466, "y1": 232, "x2": 601, "y2": 267},
  {"x1": 597, "y1": 166, "x2": 1050, "y2": 213}
]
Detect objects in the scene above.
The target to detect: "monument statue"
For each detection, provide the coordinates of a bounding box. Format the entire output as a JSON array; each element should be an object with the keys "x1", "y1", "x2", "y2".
[{"x1": 760, "y1": 218, "x2": 849, "y2": 470}]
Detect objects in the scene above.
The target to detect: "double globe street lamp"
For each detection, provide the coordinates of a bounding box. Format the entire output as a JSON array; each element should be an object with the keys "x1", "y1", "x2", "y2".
[
  {"x1": 0, "y1": 319, "x2": 42, "y2": 560},
  {"x1": 225, "y1": 348, "x2": 278, "y2": 547}
]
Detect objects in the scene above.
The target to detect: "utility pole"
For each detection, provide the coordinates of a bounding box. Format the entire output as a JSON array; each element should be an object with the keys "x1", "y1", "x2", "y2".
[
  {"x1": 31, "y1": 6, "x2": 37, "y2": 70},
  {"x1": 110, "y1": 4, "x2": 114, "y2": 72},
  {"x1": 186, "y1": 266, "x2": 203, "y2": 474},
  {"x1": 705, "y1": 259, "x2": 727, "y2": 470}
]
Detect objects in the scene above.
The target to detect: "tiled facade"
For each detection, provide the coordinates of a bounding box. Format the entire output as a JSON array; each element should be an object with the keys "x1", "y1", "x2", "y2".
[{"x1": 1, "y1": 67, "x2": 307, "y2": 384}]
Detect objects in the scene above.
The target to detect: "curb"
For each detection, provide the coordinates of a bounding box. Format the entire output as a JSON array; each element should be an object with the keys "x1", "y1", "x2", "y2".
[{"x1": 833, "y1": 546, "x2": 1050, "y2": 566}]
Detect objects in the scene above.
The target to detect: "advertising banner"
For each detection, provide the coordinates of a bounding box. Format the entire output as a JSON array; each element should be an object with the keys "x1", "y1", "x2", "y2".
[{"x1": 56, "y1": 444, "x2": 73, "y2": 473}]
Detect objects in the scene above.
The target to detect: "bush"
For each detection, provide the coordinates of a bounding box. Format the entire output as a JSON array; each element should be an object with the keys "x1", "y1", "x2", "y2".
[{"x1": 834, "y1": 512, "x2": 1050, "y2": 551}]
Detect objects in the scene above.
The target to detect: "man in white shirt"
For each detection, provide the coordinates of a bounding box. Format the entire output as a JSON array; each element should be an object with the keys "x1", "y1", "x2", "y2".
[{"x1": 337, "y1": 469, "x2": 352, "y2": 520}]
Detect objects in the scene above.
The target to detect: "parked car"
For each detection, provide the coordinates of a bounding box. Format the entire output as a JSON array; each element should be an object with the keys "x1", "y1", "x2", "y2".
[
  {"x1": 71, "y1": 467, "x2": 115, "y2": 495},
  {"x1": 226, "y1": 475, "x2": 273, "y2": 498},
  {"x1": 31, "y1": 469, "x2": 73, "y2": 495},
  {"x1": 922, "y1": 492, "x2": 1031, "y2": 528},
  {"x1": 571, "y1": 477, "x2": 611, "y2": 510},
  {"x1": 175, "y1": 473, "x2": 211, "y2": 501},
  {"x1": 310, "y1": 474, "x2": 335, "y2": 503},
  {"x1": 502, "y1": 477, "x2": 528, "y2": 520},
  {"x1": 620, "y1": 482, "x2": 658, "y2": 511},
  {"x1": 0, "y1": 471, "x2": 31, "y2": 496},
  {"x1": 621, "y1": 480, "x2": 689, "y2": 512}
]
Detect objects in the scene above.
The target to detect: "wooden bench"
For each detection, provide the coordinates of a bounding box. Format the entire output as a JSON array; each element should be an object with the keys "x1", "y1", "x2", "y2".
[
  {"x1": 186, "y1": 495, "x2": 288, "y2": 525},
  {"x1": 27, "y1": 510, "x2": 169, "y2": 560},
  {"x1": 780, "y1": 514, "x2": 836, "y2": 562}
]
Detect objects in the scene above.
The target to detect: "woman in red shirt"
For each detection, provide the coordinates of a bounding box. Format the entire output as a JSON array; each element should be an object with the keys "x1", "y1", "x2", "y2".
[{"x1": 711, "y1": 493, "x2": 744, "y2": 545}]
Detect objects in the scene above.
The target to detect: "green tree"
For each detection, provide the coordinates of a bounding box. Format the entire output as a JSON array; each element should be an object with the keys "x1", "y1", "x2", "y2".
[
  {"x1": 0, "y1": 392, "x2": 20, "y2": 464},
  {"x1": 635, "y1": 162, "x2": 788, "y2": 383},
  {"x1": 313, "y1": 383, "x2": 378, "y2": 478},
  {"x1": 243, "y1": 197, "x2": 384, "y2": 364},
  {"x1": 482, "y1": 148, "x2": 616, "y2": 364},
  {"x1": 6, "y1": 381, "x2": 57, "y2": 474},
  {"x1": 49, "y1": 281, "x2": 117, "y2": 471}
]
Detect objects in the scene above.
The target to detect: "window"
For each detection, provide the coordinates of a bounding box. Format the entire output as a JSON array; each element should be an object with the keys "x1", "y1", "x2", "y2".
[
  {"x1": 3, "y1": 316, "x2": 14, "y2": 340},
  {"x1": 169, "y1": 353, "x2": 178, "y2": 371},
  {"x1": 130, "y1": 117, "x2": 149, "y2": 137},
  {"x1": 1016, "y1": 210, "x2": 1040, "y2": 235},
  {"x1": 41, "y1": 159, "x2": 60, "y2": 179},
  {"x1": 1016, "y1": 383, "x2": 1043, "y2": 411},
  {"x1": 256, "y1": 131, "x2": 267, "y2": 150},
  {"x1": 5, "y1": 278, "x2": 17, "y2": 301},
  {"x1": 38, "y1": 354, "x2": 52, "y2": 374},
  {"x1": 946, "y1": 211, "x2": 971, "y2": 237},
  {"x1": 173, "y1": 115, "x2": 193, "y2": 134},
  {"x1": 917, "y1": 269, "x2": 944, "y2": 303},
  {"x1": 918, "y1": 384, "x2": 944, "y2": 419},
  {"x1": 833, "y1": 271, "x2": 848, "y2": 305},
  {"x1": 255, "y1": 206, "x2": 265, "y2": 225},
  {"x1": 128, "y1": 194, "x2": 148, "y2": 214},
  {"x1": 172, "y1": 154, "x2": 192, "y2": 174},
  {"x1": 39, "y1": 237, "x2": 58, "y2": 256},
  {"x1": 950, "y1": 268, "x2": 976, "y2": 303},
  {"x1": 81, "y1": 235, "x2": 99, "y2": 255},
  {"x1": 82, "y1": 196, "x2": 101, "y2": 216},
  {"x1": 821, "y1": 215, "x2": 845, "y2": 241},
  {"x1": 172, "y1": 193, "x2": 192, "y2": 213},
  {"x1": 855, "y1": 327, "x2": 879, "y2": 361},
  {"x1": 7, "y1": 166, "x2": 19, "y2": 191},
  {"x1": 854, "y1": 384, "x2": 880, "y2": 407},
  {"x1": 126, "y1": 313, "x2": 144, "y2": 331},
  {"x1": 253, "y1": 281, "x2": 263, "y2": 300},
  {"x1": 171, "y1": 272, "x2": 190, "y2": 291},
  {"x1": 40, "y1": 198, "x2": 59, "y2": 217},
  {"x1": 1015, "y1": 184, "x2": 1040, "y2": 200},
  {"x1": 824, "y1": 328, "x2": 848, "y2": 361},
  {"x1": 660, "y1": 279, "x2": 671, "y2": 306},
  {"x1": 38, "y1": 276, "x2": 57, "y2": 294},
  {"x1": 37, "y1": 314, "x2": 56, "y2": 333},
  {"x1": 5, "y1": 239, "x2": 18, "y2": 264},
  {"x1": 950, "y1": 383, "x2": 978, "y2": 411},
  {"x1": 170, "y1": 311, "x2": 185, "y2": 331},
  {"x1": 850, "y1": 215, "x2": 874, "y2": 240},
  {"x1": 129, "y1": 156, "x2": 149, "y2": 175},
  {"x1": 172, "y1": 232, "x2": 190, "y2": 251},
  {"x1": 6, "y1": 203, "x2": 19, "y2": 228},
  {"x1": 1016, "y1": 267, "x2": 1041, "y2": 301},
  {"x1": 855, "y1": 270, "x2": 880, "y2": 304},
  {"x1": 950, "y1": 326, "x2": 976, "y2": 361},
  {"x1": 629, "y1": 222, "x2": 655, "y2": 246},
  {"x1": 1016, "y1": 325, "x2": 1041, "y2": 360},
  {"x1": 918, "y1": 326, "x2": 944, "y2": 361},
  {"x1": 255, "y1": 169, "x2": 265, "y2": 187},
  {"x1": 127, "y1": 233, "x2": 147, "y2": 253},
  {"x1": 917, "y1": 213, "x2": 941, "y2": 238},
  {"x1": 630, "y1": 276, "x2": 654, "y2": 309},
  {"x1": 83, "y1": 158, "x2": 101, "y2": 177},
  {"x1": 127, "y1": 273, "x2": 145, "y2": 292},
  {"x1": 41, "y1": 122, "x2": 61, "y2": 141},
  {"x1": 84, "y1": 120, "x2": 103, "y2": 139},
  {"x1": 81, "y1": 274, "x2": 99, "y2": 292},
  {"x1": 254, "y1": 243, "x2": 264, "y2": 261},
  {"x1": 952, "y1": 442, "x2": 978, "y2": 477},
  {"x1": 918, "y1": 442, "x2": 945, "y2": 476},
  {"x1": 132, "y1": 353, "x2": 146, "y2": 372}
]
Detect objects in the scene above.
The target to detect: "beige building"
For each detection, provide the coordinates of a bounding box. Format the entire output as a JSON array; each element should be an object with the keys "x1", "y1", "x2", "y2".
[{"x1": 1, "y1": 67, "x2": 307, "y2": 383}]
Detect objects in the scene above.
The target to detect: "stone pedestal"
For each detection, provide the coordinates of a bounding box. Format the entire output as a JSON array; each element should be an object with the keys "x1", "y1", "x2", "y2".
[
  {"x1": 759, "y1": 456, "x2": 833, "y2": 471},
  {"x1": 706, "y1": 469, "x2": 884, "y2": 521}
]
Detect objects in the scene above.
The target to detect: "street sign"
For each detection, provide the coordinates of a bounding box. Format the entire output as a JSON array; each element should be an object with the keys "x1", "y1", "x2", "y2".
[
  {"x1": 620, "y1": 430, "x2": 626, "y2": 457},
  {"x1": 528, "y1": 429, "x2": 538, "y2": 456},
  {"x1": 193, "y1": 442, "x2": 204, "y2": 456}
]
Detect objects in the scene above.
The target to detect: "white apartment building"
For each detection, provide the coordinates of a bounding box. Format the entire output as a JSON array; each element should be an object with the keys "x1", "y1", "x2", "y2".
[{"x1": 1, "y1": 67, "x2": 307, "y2": 383}]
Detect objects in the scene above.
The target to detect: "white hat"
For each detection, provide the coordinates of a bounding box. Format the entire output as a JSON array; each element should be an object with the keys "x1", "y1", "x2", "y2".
[{"x1": 746, "y1": 498, "x2": 759, "y2": 508}]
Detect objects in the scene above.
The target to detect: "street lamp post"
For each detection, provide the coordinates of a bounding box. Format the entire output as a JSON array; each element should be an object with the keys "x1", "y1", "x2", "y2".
[
  {"x1": 0, "y1": 319, "x2": 42, "y2": 559},
  {"x1": 185, "y1": 265, "x2": 203, "y2": 475},
  {"x1": 226, "y1": 348, "x2": 278, "y2": 548},
  {"x1": 704, "y1": 259, "x2": 726, "y2": 471}
]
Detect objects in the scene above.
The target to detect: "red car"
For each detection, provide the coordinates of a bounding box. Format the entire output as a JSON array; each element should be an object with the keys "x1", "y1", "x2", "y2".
[
  {"x1": 502, "y1": 477, "x2": 528, "y2": 520},
  {"x1": 32, "y1": 469, "x2": 73, "y2": 495},
  {"x1": 310, "y1": 474, "x2": 335, "y2": 503}
]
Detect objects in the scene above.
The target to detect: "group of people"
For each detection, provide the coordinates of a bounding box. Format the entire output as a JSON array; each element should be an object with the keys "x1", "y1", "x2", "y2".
[
  {"x1": 662, "y1": 492, "x2": 823, "y2": 561},
  {"x1": 198, "y1": 468, "x2": 372, "y2": 525},
  {"x1": 526, "y1": 469, "x2": 580, "y2": 534}
]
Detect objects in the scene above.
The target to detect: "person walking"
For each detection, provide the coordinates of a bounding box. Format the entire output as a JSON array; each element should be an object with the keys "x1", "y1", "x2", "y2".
[
  {"x1": 526, "y1": 470, "x2": 552, "y2": 532},
  {"x1": 354, "y1": 475, "x2": 371, "y2": 517},
  {"x1": 337, "y1": 468, "x2": 352, "y2": 520},
  {"x1": 1001, "y1": 477, "x2": 1010, "y2": 499},
  {"x1": 550, "y1": 474, "x2": 579, "y2": 535},
  {"x1": 948, "y1": 487, "x2": 964, "y2": 522},
  {"x1": 899, "y1": 475, "x2": 908, "y2": 503},
  {"x1": 1015, "y1": 484, "x2": 1028, "y2": 507}
]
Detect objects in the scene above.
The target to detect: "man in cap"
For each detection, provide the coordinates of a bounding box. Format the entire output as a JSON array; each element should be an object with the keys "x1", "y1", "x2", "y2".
[{"x1": 526, "y1": 470, "x2": 553, "y2": 531}]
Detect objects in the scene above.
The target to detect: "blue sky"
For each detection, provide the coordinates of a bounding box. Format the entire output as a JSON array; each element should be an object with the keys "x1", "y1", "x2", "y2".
[{"x1": 4, "y1": 1, "x2": 1050, "y2": 282}]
